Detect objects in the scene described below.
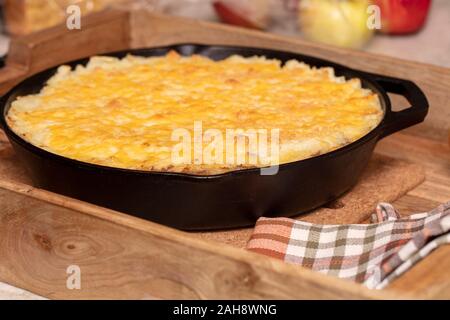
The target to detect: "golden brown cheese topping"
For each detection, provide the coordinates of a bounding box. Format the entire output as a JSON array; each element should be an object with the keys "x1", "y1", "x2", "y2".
[{"x1": 7, "y1": 51, "x2": 383, "y2": 174}]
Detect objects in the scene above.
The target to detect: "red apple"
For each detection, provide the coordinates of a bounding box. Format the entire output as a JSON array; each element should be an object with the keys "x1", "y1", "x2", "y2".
[
  {"x1": 374, "y1": 0, "x2": 432, "y2": 34},
  {"x1": 213, "y1": 0, "x2": 270, "y2": 30}
]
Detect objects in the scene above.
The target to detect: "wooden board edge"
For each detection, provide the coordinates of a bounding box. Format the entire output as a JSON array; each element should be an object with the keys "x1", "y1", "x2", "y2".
[{"x1": 0, "y1": 178, "x2": 403, "y2": 300}]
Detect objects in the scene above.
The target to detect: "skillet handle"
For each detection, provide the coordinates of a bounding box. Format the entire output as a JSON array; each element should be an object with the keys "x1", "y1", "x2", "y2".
[{"x1": 366, "y1": 72, "x2": 429, "y2": 139}]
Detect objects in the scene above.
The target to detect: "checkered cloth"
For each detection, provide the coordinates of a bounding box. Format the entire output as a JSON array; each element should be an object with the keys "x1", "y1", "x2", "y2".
[{"x1": 247, "y1": 201, "x2": 450, "y2": 289}]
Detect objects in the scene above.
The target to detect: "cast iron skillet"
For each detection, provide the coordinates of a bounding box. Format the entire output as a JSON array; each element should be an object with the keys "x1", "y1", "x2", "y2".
[{"x1": 0, "y1": 44, "x2": 428, "y2": 230}]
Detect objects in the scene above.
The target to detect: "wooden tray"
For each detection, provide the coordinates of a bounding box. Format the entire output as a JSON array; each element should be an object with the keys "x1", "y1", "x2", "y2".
[{"x1": 0, "y1": 8, "x2": 449, "y2": 299}]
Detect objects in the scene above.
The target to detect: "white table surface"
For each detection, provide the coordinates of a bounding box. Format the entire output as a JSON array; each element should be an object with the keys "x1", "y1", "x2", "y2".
[{"x1": 0, "y1": 0, "x2": 448, "y2": 300}]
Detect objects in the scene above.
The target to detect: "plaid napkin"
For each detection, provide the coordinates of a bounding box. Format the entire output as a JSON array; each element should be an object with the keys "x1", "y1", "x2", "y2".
[{"x1": 247, "y1": 201, "x2": 450, "y2": 289}]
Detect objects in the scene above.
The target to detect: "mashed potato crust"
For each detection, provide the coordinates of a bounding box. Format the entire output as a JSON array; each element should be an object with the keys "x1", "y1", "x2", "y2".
[{"x1": 7, "y1": 51, "x2": 383, "y2": 174}]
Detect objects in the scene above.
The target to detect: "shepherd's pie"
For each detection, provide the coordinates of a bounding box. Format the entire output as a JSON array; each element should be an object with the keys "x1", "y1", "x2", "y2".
[{"x1": 6, "y1": 51, "x2": 383, "y2": 174}]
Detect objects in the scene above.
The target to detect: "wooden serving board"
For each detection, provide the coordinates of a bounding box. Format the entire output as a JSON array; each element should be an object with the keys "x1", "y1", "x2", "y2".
[{"x1": 0, "y1": 8, "x2": 449, "y2": 299}]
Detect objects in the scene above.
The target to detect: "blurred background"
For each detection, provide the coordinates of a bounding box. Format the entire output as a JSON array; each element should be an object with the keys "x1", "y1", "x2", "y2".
[{"x1": 0, "y1": 0, "x2": 448, "y2": 67}]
